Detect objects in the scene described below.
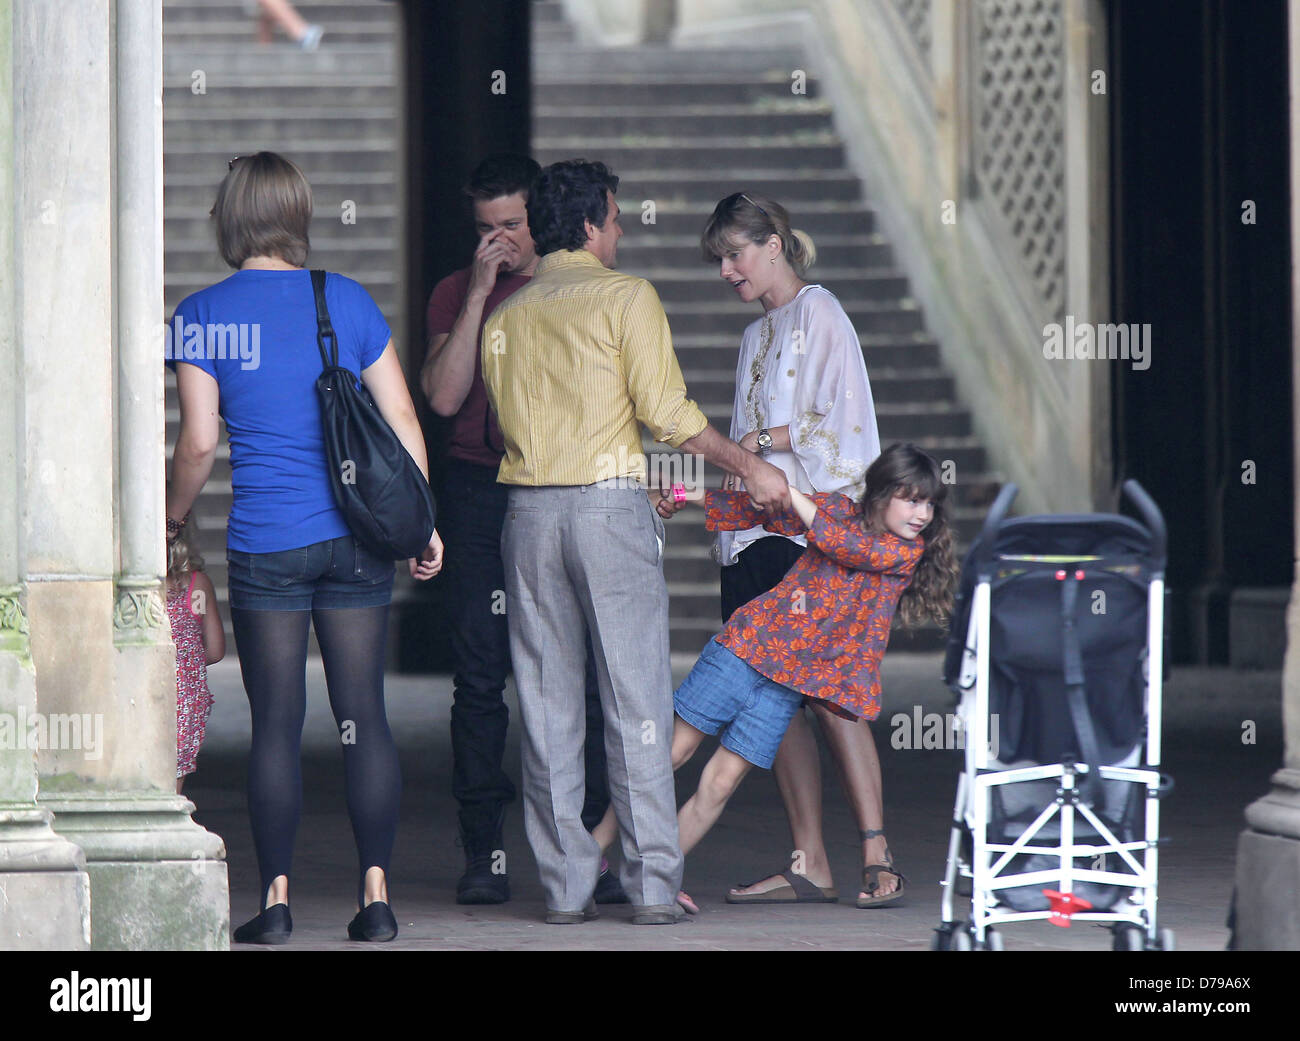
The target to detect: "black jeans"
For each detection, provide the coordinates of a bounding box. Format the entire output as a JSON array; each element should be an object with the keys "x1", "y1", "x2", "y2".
[{"x1": 438, "y1": 460, "x2": 611, "y2": 842}]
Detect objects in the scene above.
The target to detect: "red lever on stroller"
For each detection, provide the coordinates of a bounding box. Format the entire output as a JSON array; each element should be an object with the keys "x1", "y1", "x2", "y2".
[{"x1": 1042, "y1": 890, "x2": 1093, "y2": 927}]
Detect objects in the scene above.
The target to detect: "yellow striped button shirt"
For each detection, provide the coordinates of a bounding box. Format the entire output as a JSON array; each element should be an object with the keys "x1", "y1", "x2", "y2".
[{"x1": 481, "y1": 248, "x2": 708, "y2": 486}]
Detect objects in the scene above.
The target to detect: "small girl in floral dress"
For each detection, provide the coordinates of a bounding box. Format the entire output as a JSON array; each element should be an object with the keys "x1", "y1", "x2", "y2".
[
  {"x1": 166, "y1": 519, "x2": 225, "y2": 794},
  {"x1": 594, "y1": 442, "x2": 957, "y2": 912}
]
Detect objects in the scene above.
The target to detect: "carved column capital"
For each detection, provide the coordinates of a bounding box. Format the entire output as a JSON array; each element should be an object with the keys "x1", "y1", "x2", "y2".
[
  {"x1": 112, "y1": 581, "x2": 167, "y2": 638},
  {"x1": 0, "y1": 586, "x2": 29, "y2": 638}
]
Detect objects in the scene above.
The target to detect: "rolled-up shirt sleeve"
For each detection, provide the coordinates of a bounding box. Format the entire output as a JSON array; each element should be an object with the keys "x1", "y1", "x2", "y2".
[{"x1": 620, "y1": 280, "x2": 708, "y2": 448}]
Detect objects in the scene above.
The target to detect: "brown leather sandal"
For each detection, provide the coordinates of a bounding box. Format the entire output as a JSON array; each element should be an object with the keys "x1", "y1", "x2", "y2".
[
  {"x1": 726, "y1": 870, "x2": 838, "y2": 904},
  {"x1": 857, "y1": 829, "x2": 905, "y2": 908}
]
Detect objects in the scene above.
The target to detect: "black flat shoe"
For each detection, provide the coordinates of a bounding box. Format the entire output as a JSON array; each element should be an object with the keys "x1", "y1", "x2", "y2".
[
  {"x1": 233, "y1": 903, "x2": 292, "y2": 944},
  {"x1": 347, "y1": 901, "x2": 398, "y2": 942}
]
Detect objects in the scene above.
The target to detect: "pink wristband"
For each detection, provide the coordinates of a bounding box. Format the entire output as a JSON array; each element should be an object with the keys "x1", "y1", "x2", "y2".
[{"x1": 671, "y1": 483, "x2": 687, "y2": 504}]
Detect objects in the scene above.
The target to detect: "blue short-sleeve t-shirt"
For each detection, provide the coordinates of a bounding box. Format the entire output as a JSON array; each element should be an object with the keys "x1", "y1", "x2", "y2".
[{"x1": 167, "y1": 269, "x2": 390, "y2": 553}]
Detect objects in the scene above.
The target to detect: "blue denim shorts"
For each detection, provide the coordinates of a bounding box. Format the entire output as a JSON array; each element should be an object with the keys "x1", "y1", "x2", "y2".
[
  {"x1": 673, "y1": 638, "x2": 803, "y2": 769},
  {"x1": 227, "y1": 534, "x2": 394, "y2": 611}
]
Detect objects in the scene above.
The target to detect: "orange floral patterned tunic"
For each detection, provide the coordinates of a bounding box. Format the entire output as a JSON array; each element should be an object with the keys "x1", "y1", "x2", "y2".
[{"x1": 706, "y1": 490, "x2": 923, "y2": 721}]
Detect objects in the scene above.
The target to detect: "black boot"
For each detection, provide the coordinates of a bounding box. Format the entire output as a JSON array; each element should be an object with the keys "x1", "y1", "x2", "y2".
[{"x1": 456, "y1": 807, "x2": 509, "y2": 905}]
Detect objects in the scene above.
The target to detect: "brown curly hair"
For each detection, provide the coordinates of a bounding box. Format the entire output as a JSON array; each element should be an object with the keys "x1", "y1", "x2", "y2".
[{"x1": 859, "y1": 443, "x2": 958, "y2": 629}]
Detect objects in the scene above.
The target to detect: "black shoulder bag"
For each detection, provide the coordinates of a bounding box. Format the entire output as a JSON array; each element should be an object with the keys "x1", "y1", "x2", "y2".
[{"x1": 311, "y1": 269, "x2": 437, "y2": 559}]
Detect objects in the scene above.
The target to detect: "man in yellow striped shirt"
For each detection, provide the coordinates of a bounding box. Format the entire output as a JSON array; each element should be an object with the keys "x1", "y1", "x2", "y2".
[{"x1": 482, "y1": 159, "x2": 790, "y2": 924}]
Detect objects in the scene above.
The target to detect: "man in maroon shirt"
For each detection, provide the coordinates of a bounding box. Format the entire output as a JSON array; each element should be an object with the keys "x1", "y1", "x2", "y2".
[{"x1": 420, "y1": 155, "x2": 621, "y2": 905}]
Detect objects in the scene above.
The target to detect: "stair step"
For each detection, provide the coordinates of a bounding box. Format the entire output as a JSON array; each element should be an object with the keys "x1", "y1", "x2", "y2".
[
  {"x1": 533, "y1": 106, "x2": 833, "y2": 137},
  {"x1": 534, "y1": 139, "x2": 846, "y2": 171},
  {"x1": 533, "y1": 46, "x2": 808, "y2": 76},
  {"x1": 162, "y1": 43, "x2": 398, "y2": 78},
  {"x1": 165, "y1": 140, "x2": 396, "y2": 175},
  {"x1": 628, "y1": 267, "x2": 911, "y2": 303},
  {"x1": 622, "y1": 236, "x2": 893, "y2": 268},
  {"x1": 663, "y1": 299, "x2": 925, "y2": 336},
  {"x1": 164, "y1": 82, "x2": 395, "y2": 106},
  {"x1": 163, "y1": 110, "x2": 398, "y2": 141},
  {"x1": 534, "y1": 78, "x2": 822, "y2": 105}
]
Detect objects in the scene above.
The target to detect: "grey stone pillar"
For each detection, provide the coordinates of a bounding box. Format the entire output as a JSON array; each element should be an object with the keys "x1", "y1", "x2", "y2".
[
  {"x1": 0, "y1": 0, "x2": 92, "y2": 951},
  {"x1": 1232, "y1": 0, "x2": 1300, "y2": 952},
  {"x1": 13, "y1": 0, "x2": 226, "y2": 950}
]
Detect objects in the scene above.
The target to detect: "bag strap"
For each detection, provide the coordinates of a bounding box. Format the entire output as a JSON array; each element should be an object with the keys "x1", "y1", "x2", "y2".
[
  {"x1": 1061, "y1": 575, "x2": 1104, "y2": 806},
  {"x1": 310, "y1": 269, "x2": 338, "y2": 371}
]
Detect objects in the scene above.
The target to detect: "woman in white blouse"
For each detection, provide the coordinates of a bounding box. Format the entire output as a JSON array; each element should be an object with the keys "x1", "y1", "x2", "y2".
[{"x1": 699, "y1": 192, "x2": 903, "y2": 908}]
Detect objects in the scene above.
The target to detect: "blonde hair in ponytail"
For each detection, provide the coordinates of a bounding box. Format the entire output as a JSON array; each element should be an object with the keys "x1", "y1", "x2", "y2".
[
  {"x1": 701, "y1": 192, "x2": 818, "y2": 278},
  {"x1": 788, "y1": 228, "x2": 817, "y2": 276}
]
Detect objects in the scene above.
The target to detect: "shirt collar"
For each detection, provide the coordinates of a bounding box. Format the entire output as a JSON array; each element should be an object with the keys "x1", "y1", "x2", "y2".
[{"x1": 536, "y1": 248, "x2": 605, "y2": 274}]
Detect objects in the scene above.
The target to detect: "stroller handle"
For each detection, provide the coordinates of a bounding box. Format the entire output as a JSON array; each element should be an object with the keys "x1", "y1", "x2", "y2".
[
  {"x1": 1121, "y1": 479, "x2": 1167, "y2": 565},
  {"x1": 975, "y1": 482, "x2": 1019, "y2": 578}
]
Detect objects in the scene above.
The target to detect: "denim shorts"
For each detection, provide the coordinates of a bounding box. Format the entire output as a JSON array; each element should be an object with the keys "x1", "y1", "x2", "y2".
[
  {"x1": 673, "y1": 638, "x2": 803, "y2": 769},
  {"x1": 226, "y1": 534, "x2": 394, "y2": 611}
]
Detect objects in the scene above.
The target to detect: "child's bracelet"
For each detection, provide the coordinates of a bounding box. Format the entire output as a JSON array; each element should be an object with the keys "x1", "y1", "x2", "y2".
[
  {"x1": 671, "y1": 483, "x2": 687, "y2": 504},
  {"x1": 166, "y1": 511, "x2": 190, "y2": 543}
]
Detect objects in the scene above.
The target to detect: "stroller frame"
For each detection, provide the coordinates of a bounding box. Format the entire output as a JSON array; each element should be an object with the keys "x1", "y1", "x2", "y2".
[{"x1": 936, "y1": 480, "x2": 1171, "y2": 951}]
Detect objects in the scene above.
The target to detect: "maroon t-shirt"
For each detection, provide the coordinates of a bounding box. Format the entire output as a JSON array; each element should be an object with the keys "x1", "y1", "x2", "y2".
[{"x1": 425, "y1": 267, "x2": 531, "y2": 468}]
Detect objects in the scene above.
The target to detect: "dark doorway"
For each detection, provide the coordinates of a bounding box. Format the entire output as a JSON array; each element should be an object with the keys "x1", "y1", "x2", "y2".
[
  {"x1": 395, "y1": 0, "x2": 531, "y2": 670},
  {"x1": 1109, "y1": 0, "x2": 1292, "y2": 663}
]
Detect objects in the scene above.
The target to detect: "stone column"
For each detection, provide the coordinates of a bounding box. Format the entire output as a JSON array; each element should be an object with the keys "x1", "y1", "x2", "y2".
[
  {"x1": 930, "y1": 0, "x2": 968, "y2": 206},
  {"x1": 0, "y1": 0, "x2": 92, "y2": 951},
  {"x1": 1232, "y1": 0, "x2": 1300, "y2": 952},
  {"x1": 1062, "y1": 0, "x2": 1111, "y2": 508},
  {"x1": 14, "y1": 0, "x2": 226, "y2": 950}
]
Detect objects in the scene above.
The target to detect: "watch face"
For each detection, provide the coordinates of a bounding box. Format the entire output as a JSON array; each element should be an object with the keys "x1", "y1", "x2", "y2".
[{"x1": 758, "y1": 431, "x2": 773, "y2": 449}]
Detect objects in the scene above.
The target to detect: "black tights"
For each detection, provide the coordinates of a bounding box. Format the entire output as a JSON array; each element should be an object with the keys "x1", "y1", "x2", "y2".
[{"x1": 231, "y1": 605, "x2": 401, "y2": 910}]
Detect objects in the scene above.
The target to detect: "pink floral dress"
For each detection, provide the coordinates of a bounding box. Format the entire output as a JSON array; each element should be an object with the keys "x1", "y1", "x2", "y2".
[{"x1": 167, "y1": 571, "x2": 213, "y2": 778}]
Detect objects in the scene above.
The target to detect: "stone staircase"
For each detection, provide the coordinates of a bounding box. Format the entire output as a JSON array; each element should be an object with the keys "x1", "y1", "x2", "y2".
[
  {"x1": 158, "y1": 0, "x2": 999, "y2": 659},
  {"x1": 530, "y1": 0, "x2": 1000, "y2": 653},
  {"x1": 161, "y1": 0, "x2": 399, "y2": 639}
]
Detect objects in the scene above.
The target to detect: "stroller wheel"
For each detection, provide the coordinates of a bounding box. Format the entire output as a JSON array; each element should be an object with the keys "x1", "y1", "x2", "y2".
[
  {"x1": 930, "y1": 924, "x2": 955, "y2": 951},
  {"x1": 983, "y1": 928, "x2": 1004, "y2": 951},
  {"x1": 1157, "y1": 927, "x2": 1176, "y2": 952},
  {"x1": 1112, "y1": 924, "x2": 1146, "y2": 951},
  {"x1": 951, "y1": 928, "x2": 974, "y2": 951}
]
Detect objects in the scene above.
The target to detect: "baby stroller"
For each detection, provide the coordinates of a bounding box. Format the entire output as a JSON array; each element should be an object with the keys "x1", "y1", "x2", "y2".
[{"x1": 933, "y1": 479, "x2": 1173, "y2": 951}]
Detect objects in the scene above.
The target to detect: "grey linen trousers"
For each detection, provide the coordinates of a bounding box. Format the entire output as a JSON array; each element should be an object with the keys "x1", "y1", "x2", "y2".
[{"x1": 501, "y1": 480, "x2": 683, "y2": 911}]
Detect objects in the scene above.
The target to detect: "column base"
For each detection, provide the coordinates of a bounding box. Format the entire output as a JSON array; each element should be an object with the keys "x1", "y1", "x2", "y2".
[
  {"x1": 0, "y1": 805, "x2": 91, "y2": 949},
  {"x1": 40, "y1": 790, "x2": 229, "y2": 950},
  {"x1": 1233, "y1": 768, "x2": 1300, "y2": 950}
]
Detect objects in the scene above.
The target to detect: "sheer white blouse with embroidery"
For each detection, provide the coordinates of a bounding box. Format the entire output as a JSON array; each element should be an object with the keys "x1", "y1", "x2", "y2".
[{"x1": 719, "y1": 283, "x2": 881, "y2": 567}]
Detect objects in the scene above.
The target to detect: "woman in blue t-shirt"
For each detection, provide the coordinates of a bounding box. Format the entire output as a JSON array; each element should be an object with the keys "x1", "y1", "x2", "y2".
[{"x1": 165, "y1": 151, "x2": 442, "y2": 945}]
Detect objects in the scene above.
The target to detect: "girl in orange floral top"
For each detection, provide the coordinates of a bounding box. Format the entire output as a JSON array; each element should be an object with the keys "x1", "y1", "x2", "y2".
[{"x1": 594, "y1": 443, "x2": 956, "y2": 913}]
